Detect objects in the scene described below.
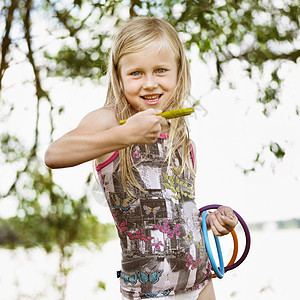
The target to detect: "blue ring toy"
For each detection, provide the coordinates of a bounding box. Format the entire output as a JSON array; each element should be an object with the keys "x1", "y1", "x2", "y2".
[{"x1": 202, "y1": 210, "x2": 225, "y2": 278}]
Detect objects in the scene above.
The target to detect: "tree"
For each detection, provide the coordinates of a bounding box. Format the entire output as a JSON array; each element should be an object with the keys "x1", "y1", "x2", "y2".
[
  {"x1": 0, "y1": 1, "x2": 117, "y2": 296},
  {"x1": 0, "y1": 0, "x2": 299, "y2": 297},
  {"x1": 32, "y1": 0, "x2": 300, "y2": 170}
]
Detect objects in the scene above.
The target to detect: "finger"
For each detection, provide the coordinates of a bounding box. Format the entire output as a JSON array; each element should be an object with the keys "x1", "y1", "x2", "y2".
[
  {"x1": 141, "y1": 117, "x2": 164, "y2": 144},
  {"x1": 157, "y1": 116, "x2": 168, "y2": 127},
  {"x1": 146, "y1": 117, "x2": 166, "y2": 137},
  {"x1": 210, "y1": 222, "x2": 227, "y2": 236},
  {"x1": 142, "y1": 108, "x2": 162, "y2": 116},
  {"x1": 213, "y1": 223, "x2": 230, "y2": 236},
  {"x1": 214, "y1": 211, "x2": 236, "y2": 235},
  {"x1": 218, "y1": 206, "x2": 235, "y2": 220},
  {"x1": 218, "y1": 206, "x2": 238, "y2": 229},
  {"x1": 212, "y1": 210, "x2": 229, "y2": 230},
  {"x1": 222, "y1": 214, "x2": 238, "y2": 226},
  {"x1": 221, "y1": 212, "x2": 238, "y2": 230},
  {"x1": 208, "y1": 212, "x2": 230, "y2": 236}
]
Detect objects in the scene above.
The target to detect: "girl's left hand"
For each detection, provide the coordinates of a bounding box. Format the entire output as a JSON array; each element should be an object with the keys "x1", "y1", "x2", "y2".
[{"x1": 205, "y1": 206, "x2": 238, "y2": 236}]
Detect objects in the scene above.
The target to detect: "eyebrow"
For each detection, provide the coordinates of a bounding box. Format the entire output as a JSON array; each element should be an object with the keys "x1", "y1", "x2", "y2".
[{"x1": 125, "y1": 64, "x2": 172, "y2": 73}]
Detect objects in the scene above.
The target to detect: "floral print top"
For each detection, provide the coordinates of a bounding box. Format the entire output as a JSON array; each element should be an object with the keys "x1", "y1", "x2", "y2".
[{"x1": 95, "y1": 135, "x2": 211, "y2": 299}]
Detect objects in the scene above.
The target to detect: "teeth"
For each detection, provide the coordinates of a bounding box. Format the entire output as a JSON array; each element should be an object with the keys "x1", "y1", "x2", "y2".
[{"x1": 143, "y1": 95, "x2": 160, "y2": 101}]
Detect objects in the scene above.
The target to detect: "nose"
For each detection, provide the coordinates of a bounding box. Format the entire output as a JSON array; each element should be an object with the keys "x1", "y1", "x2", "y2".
[{"x1": 143, "y1": 74, "x2": 158, "y2": 90}]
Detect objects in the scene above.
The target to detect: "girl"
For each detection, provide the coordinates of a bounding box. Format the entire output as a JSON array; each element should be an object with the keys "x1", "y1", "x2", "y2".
[{"x1": 45, "y1": 17, "x2": 237, "y2": 300}]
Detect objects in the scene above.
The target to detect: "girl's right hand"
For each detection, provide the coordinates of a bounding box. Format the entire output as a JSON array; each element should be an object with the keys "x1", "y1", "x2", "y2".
[{"x1": 124, "y1": 109, "x2": 169, "y2": 145}]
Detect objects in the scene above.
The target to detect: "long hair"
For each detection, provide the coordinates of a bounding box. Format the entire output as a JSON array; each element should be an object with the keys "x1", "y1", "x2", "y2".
[{"x1": 104, "y1": 17, "x2": 193, "y2": 196}]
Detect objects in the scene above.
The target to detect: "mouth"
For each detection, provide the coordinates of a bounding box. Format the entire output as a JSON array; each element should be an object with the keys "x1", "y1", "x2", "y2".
[{"x1": 141, "y1": 94, "x2": 162, "y2": 105}]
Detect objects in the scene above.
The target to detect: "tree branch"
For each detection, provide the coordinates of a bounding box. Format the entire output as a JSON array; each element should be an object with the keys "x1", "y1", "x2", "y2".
[
  {"x1": 0, "y1": 0, "x2": 18, "y2": 90},
  {"x1": 22, "y1": 0, "x2": 41, "y2": 154},
  {"x1": 129, "y1": 0, "x2": 137, "y2": 18},
  {"x1": 45, "y1": 0, "x2": 81, "y2": 46},
  {"x1": 230, "y1": 48, "x2": 300, "y2": 64},
  {"x1": 20, "y1": 0, "x2": 54, "y2": 191}
]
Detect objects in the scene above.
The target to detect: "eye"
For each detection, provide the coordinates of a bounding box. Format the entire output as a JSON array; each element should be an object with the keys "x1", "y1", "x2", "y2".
[
  {"x1": 156, "y1": 68, "x2": 166, "y2": 74},
  {"x1": 131, "y1": 71, "x2": 142, "y2": 76}
]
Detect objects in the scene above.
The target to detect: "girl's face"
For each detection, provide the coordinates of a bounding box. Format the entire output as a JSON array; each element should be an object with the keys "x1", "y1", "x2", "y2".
[{"x1": 119, "y1": 41, "x2": 178, "y2": 112}]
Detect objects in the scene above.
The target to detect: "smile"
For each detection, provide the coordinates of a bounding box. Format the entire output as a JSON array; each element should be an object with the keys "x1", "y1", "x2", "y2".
[{"x1": 141, "y1": 94, "x2": 162, "y2": 104}]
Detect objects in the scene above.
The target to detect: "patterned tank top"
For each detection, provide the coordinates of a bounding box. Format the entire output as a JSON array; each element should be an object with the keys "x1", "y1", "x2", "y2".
[{"x1": 95, "y1": 135, "x2": 211, "y2": 299}]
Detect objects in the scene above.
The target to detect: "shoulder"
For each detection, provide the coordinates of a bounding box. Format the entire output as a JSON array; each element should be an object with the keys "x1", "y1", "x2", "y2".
[{"x1": 77, "y1": 107, "x2": 118, "y2": 132}]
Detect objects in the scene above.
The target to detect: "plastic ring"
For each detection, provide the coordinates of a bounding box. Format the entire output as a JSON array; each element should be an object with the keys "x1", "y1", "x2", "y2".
[
  {"x1": 199, "y1": 204, "x2": 251, "y2": 272},
  {"x1": 211, "y1": 226, "x2": 238, "y2": 279},
  {"x1": 202, "y1": 210, "x2": 225, "y2": 278},
  {"x1": 228, "y1": 229, "x2": 239, "y2": 266},
  {"x1": 205, "y1": 210, "x2": 238, "y2": 279},
  {"x1": 206, "y1": 210, "x2": 239, "y2": 278}
]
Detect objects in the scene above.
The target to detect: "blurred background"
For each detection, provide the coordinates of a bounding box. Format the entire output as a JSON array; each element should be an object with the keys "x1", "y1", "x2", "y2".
[{"x1": 1, "y1": 0, "x2": 300, "y2": 299}]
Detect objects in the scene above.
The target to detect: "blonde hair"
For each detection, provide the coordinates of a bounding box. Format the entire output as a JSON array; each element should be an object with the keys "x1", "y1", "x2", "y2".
[{"x1": 104, "y1": 16, "x2": 193, "y2": 196}]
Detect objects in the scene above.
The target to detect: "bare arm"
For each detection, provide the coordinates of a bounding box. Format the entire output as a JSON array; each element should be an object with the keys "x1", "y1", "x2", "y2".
[{"x1": 44, "y1": 108, "x2": 167, "y2": 169}]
